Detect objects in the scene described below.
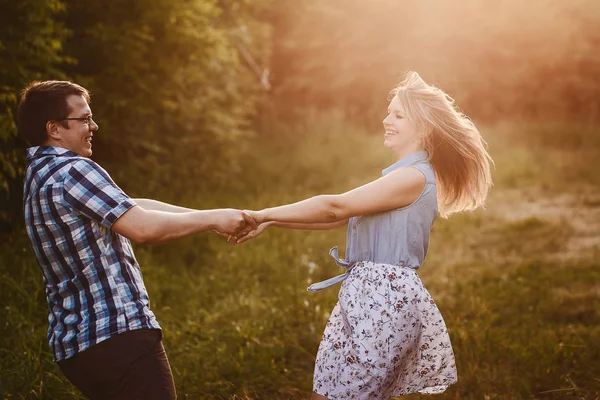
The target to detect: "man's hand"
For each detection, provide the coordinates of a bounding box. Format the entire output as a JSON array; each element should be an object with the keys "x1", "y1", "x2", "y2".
[
  {"x1": 212, "y1": 209, "x2": 257, "y2": 236},
  {"x1": 241, "y1": 210, "x2": 266, "y2": 224}
]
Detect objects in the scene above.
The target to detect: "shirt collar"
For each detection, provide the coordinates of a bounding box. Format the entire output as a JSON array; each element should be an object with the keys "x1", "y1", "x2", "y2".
[
  {"x1": 382, "y1": 150, "x2": 429, "y2": 176},
  {"x1": 26, "y1": 146, "x2": 81, "y2": 163}
]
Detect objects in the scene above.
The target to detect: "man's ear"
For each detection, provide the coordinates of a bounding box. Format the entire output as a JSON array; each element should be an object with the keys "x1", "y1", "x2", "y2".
[{"x1": 46, "y1": 120, "x2": 61, "y2": 141}]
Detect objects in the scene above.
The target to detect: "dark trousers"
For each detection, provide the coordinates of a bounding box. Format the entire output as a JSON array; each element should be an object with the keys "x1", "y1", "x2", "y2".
[{"x1": 58, "y1": 329, "x2": 176, "y2": 400}]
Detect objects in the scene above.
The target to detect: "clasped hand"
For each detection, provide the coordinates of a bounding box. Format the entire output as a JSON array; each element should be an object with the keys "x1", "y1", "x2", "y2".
[{"x1": 211, "y1": 209, "x2": 266, "y2": 245}]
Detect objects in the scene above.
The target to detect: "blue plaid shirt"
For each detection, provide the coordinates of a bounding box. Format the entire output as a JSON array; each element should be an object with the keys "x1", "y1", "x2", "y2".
[{"x1": 23, "y1": 146, "x2": 161, "y2": 361}]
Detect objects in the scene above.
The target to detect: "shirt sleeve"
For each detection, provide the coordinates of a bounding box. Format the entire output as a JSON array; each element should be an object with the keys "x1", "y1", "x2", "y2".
[{"x1": 63, "y1": 159, "x2": 136, "y2": 228}]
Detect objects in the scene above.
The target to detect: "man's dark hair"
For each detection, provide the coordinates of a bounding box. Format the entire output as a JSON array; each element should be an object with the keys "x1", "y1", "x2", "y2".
[{"x1": 17, "y1": 81, "x2": 91, "y2": 146}]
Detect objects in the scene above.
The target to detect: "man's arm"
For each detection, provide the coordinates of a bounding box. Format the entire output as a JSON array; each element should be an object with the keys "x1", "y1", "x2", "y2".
[
  {"x1": 62, "y1": 160, "x2": 253, "y2": 243},
  {"x1": 133, "y1": 198, "x2": 195, "y2": 213},
  {"x1": 111, "y1": 206, "x2": 255, "y2": 244}
]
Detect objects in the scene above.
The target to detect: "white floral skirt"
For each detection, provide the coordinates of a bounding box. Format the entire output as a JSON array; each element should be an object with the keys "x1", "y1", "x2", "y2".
[{"x1": 313, "y1": 262, "x2": 457, "y2": 399}]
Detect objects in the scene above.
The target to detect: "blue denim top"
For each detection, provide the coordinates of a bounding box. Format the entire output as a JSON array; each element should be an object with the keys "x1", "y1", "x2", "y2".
[{"x1": 308, "y1": 151, "x2": 437, "y2": 292}]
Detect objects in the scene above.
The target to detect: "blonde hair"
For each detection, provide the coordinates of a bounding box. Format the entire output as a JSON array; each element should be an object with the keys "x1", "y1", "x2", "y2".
[{"x1": 391, "y1": 71, "x2": 493, "y2": 218}]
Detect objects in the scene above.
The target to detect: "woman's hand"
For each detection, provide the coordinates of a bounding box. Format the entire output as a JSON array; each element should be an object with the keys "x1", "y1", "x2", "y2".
[{"x1": 232, "y1": 221, "x2": 273, "y2": 245}]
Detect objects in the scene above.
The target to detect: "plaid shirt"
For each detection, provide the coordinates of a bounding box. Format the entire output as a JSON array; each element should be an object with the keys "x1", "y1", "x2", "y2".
[{"x1": 23, "y1": 146, "x2": 161, "y2": 361}]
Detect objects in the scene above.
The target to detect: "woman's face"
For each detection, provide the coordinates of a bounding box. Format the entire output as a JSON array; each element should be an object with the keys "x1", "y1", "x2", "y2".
[{"x1": 382, "y1": 96, "x2": 422, "y2": 153}]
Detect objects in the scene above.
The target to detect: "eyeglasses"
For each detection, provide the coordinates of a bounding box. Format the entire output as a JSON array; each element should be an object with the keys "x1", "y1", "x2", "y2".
[{"x1": 62, "y1": 115, "x2": 94, "y2": 125}]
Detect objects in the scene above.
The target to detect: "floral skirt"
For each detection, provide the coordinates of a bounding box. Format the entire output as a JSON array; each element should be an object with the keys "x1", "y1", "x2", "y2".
[{"x1": 313, "y1": 262, "x2": 457, "y2": 399}]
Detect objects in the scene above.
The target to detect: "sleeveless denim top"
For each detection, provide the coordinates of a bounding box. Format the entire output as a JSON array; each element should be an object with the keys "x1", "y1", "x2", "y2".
[{"x1": 308, "y1": 151, "x2": 437, "y2": 292}]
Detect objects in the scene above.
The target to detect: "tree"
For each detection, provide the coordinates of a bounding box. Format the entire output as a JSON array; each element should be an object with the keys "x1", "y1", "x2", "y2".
[
  {"x1": 0, "y1": 0, "x2": 71, "y2": 233},
  {"x1": 61, "y1": 0, "x2": 270, "y2": 202}
]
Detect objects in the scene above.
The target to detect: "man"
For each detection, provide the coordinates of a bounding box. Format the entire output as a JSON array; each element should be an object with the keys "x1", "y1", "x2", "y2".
[{"x1": 18, "y1": 80, "x2": 254, "y2": 399}]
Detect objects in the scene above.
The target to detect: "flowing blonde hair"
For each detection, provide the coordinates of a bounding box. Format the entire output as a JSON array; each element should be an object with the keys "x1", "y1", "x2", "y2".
[{"x1": 391, "y1": 71, "x2": 493, "y2": 218}]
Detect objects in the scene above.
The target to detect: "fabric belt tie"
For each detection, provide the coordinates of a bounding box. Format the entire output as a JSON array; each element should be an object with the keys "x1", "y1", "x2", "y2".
[{"x1": 307, "y1": 246, "x2": 356, "y2": 292}]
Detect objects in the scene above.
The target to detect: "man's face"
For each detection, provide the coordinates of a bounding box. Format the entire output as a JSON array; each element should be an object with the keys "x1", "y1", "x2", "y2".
[{"x1": 57, "y1": 95, "x2": 98, "y2": 157}]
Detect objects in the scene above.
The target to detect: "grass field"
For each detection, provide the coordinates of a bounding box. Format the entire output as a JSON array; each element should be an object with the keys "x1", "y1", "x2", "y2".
[{"x1": 1, "y1": 114, "x2": 599, "y2": 399}]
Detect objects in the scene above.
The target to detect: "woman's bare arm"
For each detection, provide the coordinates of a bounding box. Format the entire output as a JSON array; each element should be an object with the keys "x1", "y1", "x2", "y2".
[
  {"x1": 271, "y1": 219, "x2": 349, "y2": 230},
  {"x1": 247, "y1": 167, "x2": 426, "y2": 225},
  {"x1": 232, "y1": 219, "x2": 348, "y2": 245}
]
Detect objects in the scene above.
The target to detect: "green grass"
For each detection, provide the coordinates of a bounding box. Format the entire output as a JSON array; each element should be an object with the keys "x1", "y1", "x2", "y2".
[
  {"x1": 485, "y1": 118, "x2": 600, "y2": 192},
  {"x1": 1, "y1": 115, "x2": 599, "y2": 399},
  {"x1": 436, "y1": 260, "x2": 600, "y2": 399},
  {"x1": 413, "y1": 214, "x2": 600, "y2": 399}
]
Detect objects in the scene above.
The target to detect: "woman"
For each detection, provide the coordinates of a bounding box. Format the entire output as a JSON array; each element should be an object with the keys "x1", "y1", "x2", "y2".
[{"x1": 234, "y1": 72, "x2": 493, "y2": 399}]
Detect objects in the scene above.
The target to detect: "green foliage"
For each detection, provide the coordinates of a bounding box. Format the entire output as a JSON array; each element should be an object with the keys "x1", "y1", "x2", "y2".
[
  {"x1": 0, "y1": 0, "x2": 71, "y2": 232},
  {"x1": 61, "y1": 0, "x2": 269, "y2": 203},
  {"x1": 0, "y1": 0, "x2": 271, "y2": 234}
]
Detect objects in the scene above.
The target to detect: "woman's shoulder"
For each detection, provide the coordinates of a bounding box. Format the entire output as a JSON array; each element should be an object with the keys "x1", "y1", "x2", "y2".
[{"x1": 401, "y1": 161, "x2": 436, "y2": 185}]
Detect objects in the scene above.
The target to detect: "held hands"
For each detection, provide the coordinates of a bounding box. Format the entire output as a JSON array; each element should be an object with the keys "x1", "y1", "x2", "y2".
[
  {"x1": 212, "y1": 209, "x2": 267, "y2": 245},
  {"x1": 212, "y1": 209, "x2": 258, "y2": 237},
  {"x1": 231, "y1": 221, "x2": 272, "y2": 245}
]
